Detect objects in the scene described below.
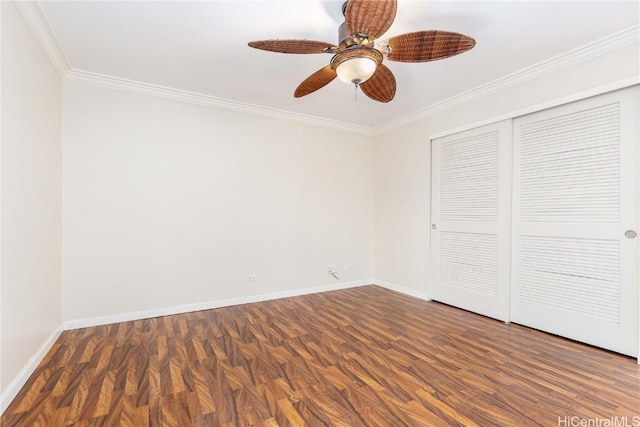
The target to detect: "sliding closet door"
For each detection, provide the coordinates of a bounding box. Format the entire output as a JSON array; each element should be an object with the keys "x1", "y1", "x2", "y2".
[
  {"x1": 431, "y1": 121, "x2": 512, "y2": 321},
  {"x1": 511, "y1": 87, "x2": 639, "y2": 356}
]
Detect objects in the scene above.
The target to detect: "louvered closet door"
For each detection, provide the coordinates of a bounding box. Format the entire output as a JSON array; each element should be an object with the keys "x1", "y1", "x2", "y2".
[
  {"x1": 431, "y1": 120, "x2": 512, "y2": 321},
  {"x1": 511, "y1": 87, "x2": 639, "y2": 357}
]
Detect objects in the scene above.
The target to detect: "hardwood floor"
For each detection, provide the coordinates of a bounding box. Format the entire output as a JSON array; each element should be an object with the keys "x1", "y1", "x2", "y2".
[{"x1": 2, "y1": 285, "x2": 639, "y2": 426}]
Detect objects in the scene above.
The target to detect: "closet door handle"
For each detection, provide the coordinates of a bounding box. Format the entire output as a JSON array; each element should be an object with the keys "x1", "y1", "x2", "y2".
[{"x1": 625, "y1": 230, "x2": 637, "y2": 239}]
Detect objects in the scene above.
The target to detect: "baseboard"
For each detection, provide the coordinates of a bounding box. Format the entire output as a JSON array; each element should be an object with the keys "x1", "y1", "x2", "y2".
[
  {"x1": 0, "y1": 323, "x2": 64, "y2": 415},
  {"x1": 373, "y1": 279, "x2": 431, "y2": 301},
  {"x1": 63, "y1": 279, "x2": 373, "y2": 330}
]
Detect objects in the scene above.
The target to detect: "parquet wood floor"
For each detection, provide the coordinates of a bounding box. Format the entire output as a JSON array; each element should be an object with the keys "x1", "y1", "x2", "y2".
[{"x1": 2, "y1": 285, "x2": 639, "y2": 426}]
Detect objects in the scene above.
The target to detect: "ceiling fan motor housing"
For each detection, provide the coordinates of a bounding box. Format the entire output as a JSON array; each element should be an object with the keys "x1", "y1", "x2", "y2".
[
  {"x1": 331, "y1": 47, "x2": 382, "y2": 70},
  {"x1": 337, "y1": 22, "x2": 375, "y2": 50}
]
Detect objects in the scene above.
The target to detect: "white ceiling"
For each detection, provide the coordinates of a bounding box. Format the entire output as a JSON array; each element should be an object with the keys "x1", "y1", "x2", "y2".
[{"x1": 39, "y1": 0, "x2": 639, "y2": 129}]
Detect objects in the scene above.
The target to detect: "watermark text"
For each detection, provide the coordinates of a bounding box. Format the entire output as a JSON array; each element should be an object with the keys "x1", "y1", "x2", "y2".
[{"x1": 558, "y1": 416, "x2": 640, "y2": 427}]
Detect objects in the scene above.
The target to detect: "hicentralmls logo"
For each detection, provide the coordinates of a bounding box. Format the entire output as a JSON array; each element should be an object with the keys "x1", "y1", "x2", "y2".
[{"x1": 558, "y1": 416, "x2": 640, "y2": 427}]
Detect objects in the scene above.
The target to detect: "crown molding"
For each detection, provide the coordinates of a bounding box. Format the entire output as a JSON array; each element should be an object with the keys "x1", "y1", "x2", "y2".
[
  {"x1": 64, "y1": 24, "x2": 638, "y2": 137},
  {"x1": 13, "y1": 1, "x2": 70, "y2": 79},
  {"x1": 17, "y1": 0, "x2": 373, "y2": 136},
  {"x1": 427, "y1": 75, "x2": 639, "y2": 141},
  {"x1": 18, "y1": 0, "x2": 638, "y2": 136},
  {"x1": 373, "y1": 24, "x2": 640, "y2": 135},
  {"x1": 64, "y1": 69, "x2": 376, "y2": 136}
]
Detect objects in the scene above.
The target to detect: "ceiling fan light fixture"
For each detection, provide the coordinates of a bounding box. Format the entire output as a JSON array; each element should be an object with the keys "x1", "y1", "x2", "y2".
[
  {"x1": 331, "y1": 47, "x2": 383, "y2": 86},
  {"x1": 336, "y1": 56, "x2": 377, "y2": 85}
]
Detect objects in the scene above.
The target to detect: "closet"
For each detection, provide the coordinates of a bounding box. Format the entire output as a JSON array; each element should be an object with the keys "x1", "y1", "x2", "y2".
[{"x1": 431, "y1": 86, "x2": 639, "y2": 357}]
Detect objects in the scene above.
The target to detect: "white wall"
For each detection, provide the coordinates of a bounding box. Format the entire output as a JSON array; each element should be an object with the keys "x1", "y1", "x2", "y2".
[
  {"x1": 373, "y1": 121, "x2": 430, "y2": 292},
  {"x1": 0, "y1": 1, "x2": 62, "y2": 410},
  {"x1": 62, "y1": 82, "x2": 374, "y2": 322},
  {"x1": 374, "y1": 44, "x2": 640, "y2": 294}
]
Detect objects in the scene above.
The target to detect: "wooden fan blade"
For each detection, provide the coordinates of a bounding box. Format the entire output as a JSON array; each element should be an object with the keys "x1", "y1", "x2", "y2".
[
  {"x1": 294, "y1": 66, "x2": 337, "y2": 98},
  {"x1": 345, "y1": 0, "x2": 397, "y2": 39},
  {"x1": 248, "y1": 39, "x2": 335, "y2": 54},
  {"x1": 386, "y1": 30, "x2": 476, "y2": 62},
  {"x1": 360, "y1": 64, "x2": 396, "y2": 103}
]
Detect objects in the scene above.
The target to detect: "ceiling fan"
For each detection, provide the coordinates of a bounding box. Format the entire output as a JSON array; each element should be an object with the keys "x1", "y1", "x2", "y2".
[{"x1": 248, "y1": 0, "x2": 476, "y2": 103}]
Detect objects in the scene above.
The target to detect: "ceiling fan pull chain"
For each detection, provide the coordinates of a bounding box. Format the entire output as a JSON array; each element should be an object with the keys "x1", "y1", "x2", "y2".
[{"x1": 354, "y1": 83, "x2": 358, "y2": 101}]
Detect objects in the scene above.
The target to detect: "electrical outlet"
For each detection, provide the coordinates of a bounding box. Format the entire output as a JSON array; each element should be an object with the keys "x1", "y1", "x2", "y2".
[
  {"x1": 248, "y1": 275, "x2": 257, "y2": 282},
  {"x1": 328, "y1": 265, "x2": 338, "y2": 274}
]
